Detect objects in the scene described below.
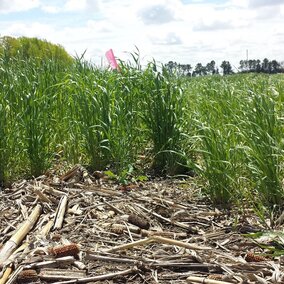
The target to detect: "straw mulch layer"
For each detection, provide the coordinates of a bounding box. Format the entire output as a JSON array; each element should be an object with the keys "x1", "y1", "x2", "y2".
[{"x1": 0, "y1": 165, "x2": 283, "y2": 284}]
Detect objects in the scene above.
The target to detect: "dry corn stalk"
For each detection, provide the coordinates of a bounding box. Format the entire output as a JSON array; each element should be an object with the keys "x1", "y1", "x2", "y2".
[
  {"x1": 151, "y1": 235, "x2": 212, "y2": 250},
  {"x1": 105, "y1": 235, "x2": 211, "y2": 253},
  {"x1": 34, "y1": 189, "x2": 53, "y2": 203},
  {"x1": 141, "y1": 229, "x2": 187, "y2": 238},
  {"x1": 105, "y1": 237, "x2": 152, "y2": 253},
  {"x1": 41, "y1": 220, "x2": 54, "y2": 237},
  {"x1": 60, "y1": 164, "x2": 81, "y2": 182},
  {"x1": 110, "y1": 223, "x2": 141, "y2": 235},
  {"x1": 5, "y1": 242, "x2": 29, "y2": 266},
  {"x1": 0, "y1": 267, "x2": 12, "y2": 284},
  {"x1": 50, "y1": 267, "x2": 138, "y2": 284},
  {"x1": 5, "y1": 265, "x2": 24, "y2": 284},
  {"x1": 25, "y1": 256, "x2": 75, "y2": 269},
  {"x1": 53, "y1": 195, "x2": 68, "y2": 230},
  {"x1": 39, "y1": 268, "x2": 86, "y2": 280},
  {"x1": 187, "y1": 276, "x2": 234, "y2": 284},
  {"x1": 0, "y1": 242, "x2": 30, "y2": 284},
  {"x1": 17, "y1": 269, "x2": 38, "y2": 283},
  {"x1": 0, "y1": 204, "x2": 42, "y2": 267}
]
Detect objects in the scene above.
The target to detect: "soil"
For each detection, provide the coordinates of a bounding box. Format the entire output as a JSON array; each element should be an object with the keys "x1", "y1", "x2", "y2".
[{"x1": 0, "y1": 165, "x2": 283, "y2": 283}]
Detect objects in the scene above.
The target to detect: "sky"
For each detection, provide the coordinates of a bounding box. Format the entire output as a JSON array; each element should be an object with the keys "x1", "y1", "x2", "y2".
[{"x1": 0, "y1": 0, "x2": 284, "y2": 69}]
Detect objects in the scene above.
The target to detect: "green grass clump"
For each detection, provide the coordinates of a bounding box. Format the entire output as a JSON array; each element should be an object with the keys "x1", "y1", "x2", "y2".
[
  {"x1": 186, "y1": 74, "x2": 284, "y2": 211},
  {"x1": 57, "y1": 58, "x2": 144, "y2": 174},
  {"x1": 0, "y1": 102, "x2": 8, "y2": 185},
  {"x1": 140, "y1": 62, "x2": 187, "y2": 175},
  {"x1": 241, "y1": 89, "x2": 284, "y2": 208},
  {"x1": 196, "y1": 123, "x2": 241, "y2": 205},
  {"x1": 187, "y1": 76, "x2": 246, "y2": 205}
]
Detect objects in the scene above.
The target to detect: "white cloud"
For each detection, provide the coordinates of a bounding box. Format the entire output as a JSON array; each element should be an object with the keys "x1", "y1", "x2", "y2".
[
  {"x1": 40, "y1": 0, "x2": 99, "y2": 14},
  {"x1": 229, "y1": 0, "x2": 284, "y2": 9},
  {"x1": 150, "y1": 32, "x2": 182, "y2": 45},
  {"x1": 85, "y1": 0, "x2": 99, "y2": 11},
  {"x1": 0, "y1": 0, "x2": 40, "y2": 13},
  {"x1": 193, "y1": 19, "x2": 240, "y2": 31},
  {"x1": 41, "y1": 5, "x2": 60, "y2": 14},
  {"x1": 138, "y1": 5, "x2": 176, "y2": 25},
  {"x1": 253, "y1": 5, "x2": 282, "y2": 20},
  {"x1": 64, "y1": 0, "x2": 84, "y2": 11},
  {"x1": 0, "y1": 0, "x2": 283, "y2": 68},
  {"x1": 64, "y1": 0, "x2": 99, "y2": 12},
  {"x1": 3, "y1": 22, "x2": 53, "y2": 39},
  {"x1": 248, "y1": 0, "x2": 284, "y2": 8}
]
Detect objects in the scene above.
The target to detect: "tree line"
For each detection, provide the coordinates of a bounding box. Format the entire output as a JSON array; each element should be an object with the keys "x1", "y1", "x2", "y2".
[
  {"x1": 165, "y1": 58, "x2": 284, "y2": 76},
  {"x1": 0, "y1": 36, "x2": 73, "y2": 65}
]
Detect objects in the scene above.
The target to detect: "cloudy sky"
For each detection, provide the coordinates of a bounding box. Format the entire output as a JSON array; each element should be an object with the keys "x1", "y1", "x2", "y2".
[{"x1": 0, "y1": 0, "x2": 284, "y2": 68}]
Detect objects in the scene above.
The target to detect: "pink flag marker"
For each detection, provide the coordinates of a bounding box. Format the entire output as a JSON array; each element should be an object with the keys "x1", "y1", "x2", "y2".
[{"x1": 105, "y1": 49, "x2": 119, "y2": 70}]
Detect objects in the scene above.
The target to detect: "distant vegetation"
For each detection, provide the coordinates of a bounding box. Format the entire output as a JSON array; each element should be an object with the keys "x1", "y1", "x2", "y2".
[
  {"x1": 0, "y1": 36, "x2": 284, "y2": 221},
  {"x1": 0, "y1": 36, "x2": 73, "y2": 65},
  {"x1": 166, "y1": 58, "x2": 284, "y2": 76}
]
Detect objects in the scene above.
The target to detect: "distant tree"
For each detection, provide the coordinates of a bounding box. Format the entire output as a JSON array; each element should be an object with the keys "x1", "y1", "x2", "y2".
[
  {"x1": 270, "y1": 60, "x2": 281, "y2": 73},
  {"x1": 165, "y1": 62, "x2": 192, "y2": 76},
  {"x1": 165, "y1": 61, "x2": 176, "y2": 73},
  {"x1": 248, "y1": 59, "x2": 255, "y2": 71},
  {"x1": 220, "y1": 61, "x2": 234, "y2": 75},
  {"x1": 193, "y1": 63, "x2": 202, "y2": 76},
  {"x1": 239, "y1": 58, "x2": 284, "y2": 74},
  {"x1": 239, "y1": 60, "x2": 246, "y2": 72},
  {"x1": 239, "y1": 59, "x2": 257, "y2": 72},
  {"x1": 175, "y1": 64, "x2": 192, "y2": 76},
  {"x1": 206, "y1": 60, "x2": 216, "y2": 75},
  {"x1": 165, "y1": 60, "x2": 222, "y2": 77},
  {"x1": 280, "y1": 61, "x2": 284, "y2": 73},
  {"x1": 262, "y1": 58, "x2": 269, "y2": 73},
  {"x1": 194, "y1": 63, "x2": 207, "y2": 76},
  {"x1": 184, "y1": 64, "x2": 192, "y2": 76},
  {"x1": 0, "y1": 36, "x2": 73, "y2": 65},
  {"x1": 255, "y1": 59, "x2": 262, "y2": 72}
]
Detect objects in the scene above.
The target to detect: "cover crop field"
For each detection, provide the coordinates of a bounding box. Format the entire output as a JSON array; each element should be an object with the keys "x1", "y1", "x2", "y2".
[
  {"x1": 1, "y1": 54, "x2": 284, "y2": 212},
  {"x1": 1, "y1": 45, "x2": 284, "y2": 283}
]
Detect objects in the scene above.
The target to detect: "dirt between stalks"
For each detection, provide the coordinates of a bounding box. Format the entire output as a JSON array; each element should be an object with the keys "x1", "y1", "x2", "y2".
[{"x1": 0, "y1": 165, "x2": 283, "y2": 284}]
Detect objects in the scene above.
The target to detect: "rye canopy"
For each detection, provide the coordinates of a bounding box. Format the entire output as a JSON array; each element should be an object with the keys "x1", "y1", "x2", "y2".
[{"x1": 0, "y1": 37, "x2": 284, "y2": 214}]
